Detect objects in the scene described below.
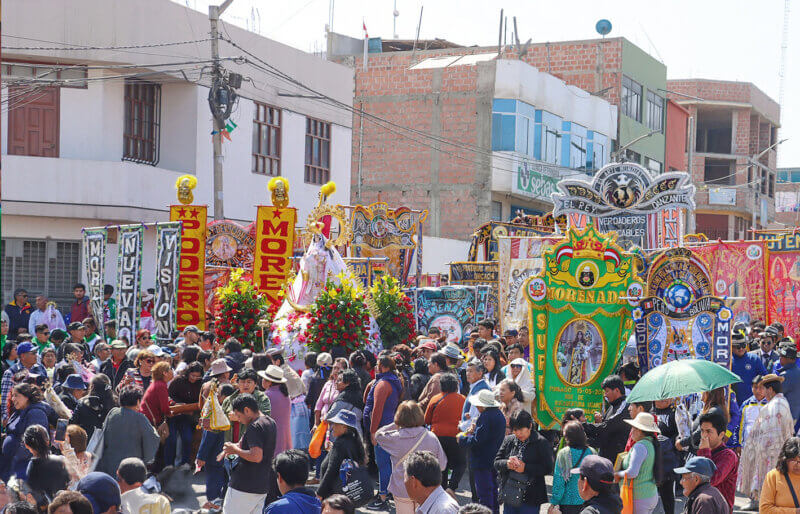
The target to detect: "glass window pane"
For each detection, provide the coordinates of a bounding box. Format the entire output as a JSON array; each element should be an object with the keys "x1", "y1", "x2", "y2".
[
  {"x1": 305, "y1": 136, "x2": 312, "y2": 164},
  {"x1": 253, "y1": 123, "x2": 260, "y2": 154},
  {"x1": 261, "y1": 125, "x2": 269, "y2": 156},
  {"x1": 313, "y1": 138, "x2": 320, "y2": 165},
  {"x1": 321, "y1": 140, "x2": 329, "y2": 169}
]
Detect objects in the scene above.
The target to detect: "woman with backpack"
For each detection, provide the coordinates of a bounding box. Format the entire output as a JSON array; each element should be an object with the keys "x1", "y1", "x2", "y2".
[
  {"x1": 550, "y1": 421, "x2": 595, "y2": 514},
  {"x1": 317, "y1": 409, "x2": 366, "y2": 500},
  {"x1": 615, "y1": 412, "x2": 664, "y2": 514}
]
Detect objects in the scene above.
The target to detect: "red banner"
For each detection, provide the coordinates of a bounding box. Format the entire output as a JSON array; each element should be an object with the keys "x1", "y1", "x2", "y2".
[
  {"x1": 691, "y1": 241, "x2": 768, "y2": 324},
  {"x1": 170, "y1": 205, "x2": 207, "y2": 330},
  {"x1": 253, "y1": 206, "x2": 296, "y2": 307},
  {"x1": 767, "y1": 252, "x2": 800, "y2": 340}
]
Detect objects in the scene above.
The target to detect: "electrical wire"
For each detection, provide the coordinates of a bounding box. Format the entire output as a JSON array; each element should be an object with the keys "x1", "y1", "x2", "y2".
[
  {"x1": 1, "y1": 34, "x2": 208, "y2": 60},
  {"x1": 1, "y1": 36, "x2": 212, "y2": 52}
]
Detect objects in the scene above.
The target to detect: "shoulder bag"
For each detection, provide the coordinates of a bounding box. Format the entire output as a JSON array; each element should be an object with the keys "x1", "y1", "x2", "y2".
[
  {"x1": 499, "y1": 439, "x2": 531, "y2": 508},
  {"x1": 142, "y1": 400, "x2": 170, "y2": 443},
  {"x1": 785, "y1": 472, "x2": 800, "y2": 508}
]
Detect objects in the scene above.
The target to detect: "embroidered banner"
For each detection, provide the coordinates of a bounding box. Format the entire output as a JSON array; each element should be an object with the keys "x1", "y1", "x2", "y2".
[
  {"x1": 690, "y1": 241, "x2": 768, "y2": 326},
  {"x1": 170, "y1": 205, "x2": 207, "y2": 330},
  {"x1": 415, "y1": 286, "x2": 476, "y2": 344},
  {"x1": 448, "y1": 262, "x2": 499, "y2": 284},
  {"x1": 205, "y1": 220, "x2": 256, "y2": 268},
  {"x1": 82, "y1": 228, "x2": 107, "y2": 339},
  {"x1": 497, "y1": 237, "x2": 560, "y2": 332},
  {"x1": 634, "y1": 248, "x2": 732, "y2": 374},
  {"x1": 660, "y1": 208, "x2": 681, "y2": 248},
  {"x1": 253, "y1": 206, "x2": 296, "y2": 307},
  {"x1": 475, "y1": 285, "x2": 498, "y2": 326},
  {"x1": 526, "y1": 225, "x2": 642, "y2": 429},
  {"x1": 153, "y1": 222, "x2": 182, "y2": 343},
  {"x1": 116, "y1": 225, "x2": 144, "y2": 341}
]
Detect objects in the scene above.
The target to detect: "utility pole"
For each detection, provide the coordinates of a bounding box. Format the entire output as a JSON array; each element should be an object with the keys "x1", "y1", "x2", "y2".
[{"x1": 209, "y1": 0, "x2": 234, "y2": 220}]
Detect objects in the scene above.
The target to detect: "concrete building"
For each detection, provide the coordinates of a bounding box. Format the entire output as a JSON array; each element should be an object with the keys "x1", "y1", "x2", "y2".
[
  {"x1": 1, "y1": 0, "x2": 353, "y2": 308},
  {"x1": 330, "y1": 36, "x2": 664, "y2": 269},
  {"x1": 666, "y1": 79, "x2": 780, "y2": 239},
  {"x1": 665, "y1": 99, "x2": 690, "y2": 172}
]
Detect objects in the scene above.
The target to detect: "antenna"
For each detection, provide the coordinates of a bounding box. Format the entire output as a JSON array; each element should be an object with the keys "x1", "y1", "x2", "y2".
[
  {"x1": 393, "y1": 0, "x2": 399, "y2": 39},
  {"x1": 595, "y1": 19, "x2": 612, "y2": 38}
]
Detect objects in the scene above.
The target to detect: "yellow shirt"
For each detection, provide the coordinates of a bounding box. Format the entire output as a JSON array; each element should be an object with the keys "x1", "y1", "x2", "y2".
[{"x1": 760, "y1": 468, "x2": 800, "y2": 513}]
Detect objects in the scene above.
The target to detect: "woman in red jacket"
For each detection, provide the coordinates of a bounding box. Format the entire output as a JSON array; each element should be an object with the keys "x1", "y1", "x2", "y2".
[{"x1": 140, "y1": 361, "x2": 173, "y2": 471}]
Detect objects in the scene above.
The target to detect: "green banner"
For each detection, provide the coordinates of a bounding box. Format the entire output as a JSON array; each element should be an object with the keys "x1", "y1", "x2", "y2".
[{"x1": 525, "y1": 224, "x2": 643, "y2": 429}]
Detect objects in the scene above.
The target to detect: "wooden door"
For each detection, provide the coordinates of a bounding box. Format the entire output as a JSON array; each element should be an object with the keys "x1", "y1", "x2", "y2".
[{"x1": 8, "y1": 86, "x2": 60, "y2": 157}]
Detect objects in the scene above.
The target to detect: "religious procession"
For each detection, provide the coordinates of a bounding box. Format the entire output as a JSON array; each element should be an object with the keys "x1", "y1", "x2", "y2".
[{"x1": 3, "y1": 2, "x2": 800, "y2": 514}]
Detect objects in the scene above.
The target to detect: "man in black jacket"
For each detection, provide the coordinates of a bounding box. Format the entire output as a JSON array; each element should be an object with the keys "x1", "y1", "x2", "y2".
[
  {"x1": 571, "y1": 455, "x2": 622, "y2": 514},
  {"x1": 99, "y1": 340, "x2": 134, "y2": 388},
  {"x1": 582, "y1": 375, "x2": 631, "y2": 463}
]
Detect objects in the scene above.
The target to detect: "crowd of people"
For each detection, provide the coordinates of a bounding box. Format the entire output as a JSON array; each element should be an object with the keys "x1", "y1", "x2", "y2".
[{"x1": 3, "y1": 283, "x2": 800, "y2": 513}]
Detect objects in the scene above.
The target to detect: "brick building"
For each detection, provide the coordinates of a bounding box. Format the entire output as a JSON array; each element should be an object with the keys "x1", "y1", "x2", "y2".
[
  {"x1": 330, "y1": 36, "x2": 666, "y2": 261},
  {"x1": 666, "y1": 80, "x2": 780, "y2": 239},
  {"x1": 776, "y1": 167, "x2": 800, "y2": 227}
]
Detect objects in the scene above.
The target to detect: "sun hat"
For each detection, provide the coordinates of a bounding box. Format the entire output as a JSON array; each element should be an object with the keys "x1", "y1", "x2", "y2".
[
  {"x1": 469, "y1": 389, "x2": 501, "y2": 408},
  {"x1": 266, "y1": 347, "x2": 283, "y2": 357},
  {"x1": 209, "y1": 358, "x2": 233, "y2": 376},
  {"x1": 674, "y1": 456, "x2": 717, "y2": 477},
  {"x1": 316, "y1": 352, "x2": 333, "y2": 367},
  {"x1": 257, "y1": 365, "x2": 287, "y2": 384},
  {"x1": 327, "y1": 409, "x2": 360, "y2": 431},
  {"x1": 510, "y1": 358, "x2": 527, "y2": 367},
  {"x1": 110, "y1": 340, "x2": 127, "y2": 350},
  {"x1": 624, "y1": 412, "x2": 661, "y2": 434},
  {"x1": 760, "y1": 373, "x2": 785, "y2": 385},
  {"x1": 63, "y1": 374, "x2": 87, "y2": 390},
  {"x1": 441, "y1": 344, "x2": 463, "y2": 361}
]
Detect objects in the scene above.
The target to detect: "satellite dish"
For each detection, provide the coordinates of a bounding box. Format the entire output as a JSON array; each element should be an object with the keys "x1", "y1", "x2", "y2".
[{"x1": 595, "y1": 19, "x2": 612, "y2": 37}]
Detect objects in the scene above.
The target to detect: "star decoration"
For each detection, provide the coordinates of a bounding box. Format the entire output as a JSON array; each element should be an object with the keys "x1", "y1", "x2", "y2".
[
  {"x1": 177, "y1": 208, "x2": 187, "y2": 217},
  {"x1": 271, "y1": 208, "x2": 282, "y2": 219},
  {"x1": 190, "y1": 209, "x2": 200, "y2": 219}
]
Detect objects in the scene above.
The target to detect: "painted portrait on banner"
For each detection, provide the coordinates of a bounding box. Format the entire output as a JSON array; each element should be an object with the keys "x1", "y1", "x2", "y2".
[
  {"x1": 555, "y1": 319, "x2": 604, "y2": 386},
  {"x1": 415, "y1": 286, "x2": 476, "y2": 344}
]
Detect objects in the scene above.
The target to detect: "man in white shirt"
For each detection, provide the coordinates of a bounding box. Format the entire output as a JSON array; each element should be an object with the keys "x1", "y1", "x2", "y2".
[
  {"x1": 117, "y1": 457, "x2": 171, "y2": 514},
  {"x1": 28, "y1": 295, "x2": 65, "y2": 334},
  {"x1": 404, "y1": 451, "x2": 459, "y2": 514}
]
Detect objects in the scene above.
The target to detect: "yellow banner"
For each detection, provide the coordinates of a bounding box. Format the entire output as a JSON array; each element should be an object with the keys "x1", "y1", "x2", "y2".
[
  {"x1": 170, "y1": 205, "x2": 207, "y2": 330},
  {"x1": 254, "y1": 206, "x2": 296, "y2": 306}
]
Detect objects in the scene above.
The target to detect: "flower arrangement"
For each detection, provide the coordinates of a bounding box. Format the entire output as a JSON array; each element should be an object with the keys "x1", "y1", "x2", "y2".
[
  {"x1": 306, "y1": 274, "x2": 370, "y2": 354},
  {"x1": 369, "y1": 275, "x2": 415, "y2": 349},
  {"x1": 215, "y1": 268, "x2": 268, "y2": 349}
]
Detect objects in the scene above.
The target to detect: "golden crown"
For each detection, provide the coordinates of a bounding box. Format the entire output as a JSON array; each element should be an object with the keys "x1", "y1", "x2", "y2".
[{"x1": 573, "y1": 238, "x2": 606, "y2": 260}]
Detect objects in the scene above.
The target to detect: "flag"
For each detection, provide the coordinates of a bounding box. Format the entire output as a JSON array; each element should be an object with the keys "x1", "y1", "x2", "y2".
[{"x1": 363, "y1": 20, "x2": 368, "y2": 38}]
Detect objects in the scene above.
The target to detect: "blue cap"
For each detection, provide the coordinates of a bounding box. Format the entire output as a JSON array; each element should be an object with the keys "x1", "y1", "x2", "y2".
[
  {"x1": 77, "y1": 472, "x2": 121, "y2": 513},
  {"x1": 674, "y1": 456, "x2": 717, "y2": 477},
  {"x1": 63, "y1": 374, "x2": 87, "y2": 390},
  {"x1": 16, "y1": 342, "x2": 37, "y2": 355}
]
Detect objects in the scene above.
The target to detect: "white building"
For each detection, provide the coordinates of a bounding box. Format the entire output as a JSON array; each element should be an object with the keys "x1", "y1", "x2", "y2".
[{"x1": 1, "y1": 0, "x2": 354, "y2": 309}]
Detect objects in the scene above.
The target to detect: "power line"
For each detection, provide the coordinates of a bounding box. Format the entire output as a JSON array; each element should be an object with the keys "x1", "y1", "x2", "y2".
[{"x1": 1, "y1": 36, "x2": 213, "y2": 52}]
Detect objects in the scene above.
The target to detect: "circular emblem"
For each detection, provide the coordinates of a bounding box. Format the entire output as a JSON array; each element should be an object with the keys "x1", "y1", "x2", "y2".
[
  {"x1": 429, "y1": 315, "x2": 462, "y2": 344},
  {"x1": 627, "y1": 283, "x2": 643, "y2": 306},
  {"x1": 697, "y1": 313, "x2": 713, "y2": 328},
  {"x1": 527, "y1": 278, "x2": 547, "y2": 302},
  {"x1": 745, "y1": 363, "x2": 752, "y2": 370},
  {"x1": 369, "y1": 215, "x2": 390, "y2": 239},
  {"x1": 718, "y1": 308, "x2": 732, "y2": 322},
  {"x1": 648, "y1": 341, "x2": 662, "y2": 354},
  {"x1": 665, "y1": 283, "x2": 693, "y2": 310},
  {"x1": 746, "y1": 244, "x2": 763, "y2": 260},
  {"x1": 210, "y1": 234, "x2": 238, "y2": 260},
  {"x1": 715, "y1": 279, "x2": 727, "y2": 295},
  {"x1": 575, "y1": 261, "x2": 600, "y2": 289},
  {"x1": 648, "y1": 313, "x2": 663, "y2": 328},
  {"x1": 695, "y1": 342, "x2": 710, "y2": 356}
]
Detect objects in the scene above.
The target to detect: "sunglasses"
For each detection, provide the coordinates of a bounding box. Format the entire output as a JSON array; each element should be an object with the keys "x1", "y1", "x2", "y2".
[
  {"x1": 42, "y1": 332, "x2": 50, "y2": 336},
  {"x1": 143, "y1": 359, "x2": 155, "y2": 364}
]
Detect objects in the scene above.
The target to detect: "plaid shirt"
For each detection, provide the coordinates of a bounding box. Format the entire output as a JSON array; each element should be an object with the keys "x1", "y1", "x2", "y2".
[{"x1": 1, "y1": 362, "x2": 47, "y2": 421}]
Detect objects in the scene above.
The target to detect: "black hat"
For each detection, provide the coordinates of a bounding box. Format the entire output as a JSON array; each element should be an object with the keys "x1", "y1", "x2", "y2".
[
  {"x1": 732, "y1": 332, "x2": 747, "y2": 345},
  {"x1": 752, "y1": 374, "x2": 764, "y2": 384},
  {"x1": 779, "y1": 345, "x2": 797, "y2": 359},
  {"x1": 771, "y1": 322, "x2": 785, "y2": 331},
  {"x1": 765, "y1": 326, "x2": 780, "y2": 338},
  {"x1": 68, "y1": 321, "x2": 85, "y2": 331},
  {"x1": 571, "y1": 455, "x2": 615, "y2": 488}
]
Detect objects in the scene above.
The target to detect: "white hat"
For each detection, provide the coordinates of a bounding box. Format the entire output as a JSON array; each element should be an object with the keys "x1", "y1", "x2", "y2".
[
  {"x1": 470, "y1": 389, "x2": 501, "y2": 408},
  {"x1": 258, "y1": 365, "x2": 287, "y2": 384},
  {"x1": 624, "y1": 412, "x2": 661, "y2": 434},
  {"x1": 316, "y1": 352, "x2": 333, "y2": 367},
  {"x1": 509, "y1": 358, "x2": 527, "y2": 367}
]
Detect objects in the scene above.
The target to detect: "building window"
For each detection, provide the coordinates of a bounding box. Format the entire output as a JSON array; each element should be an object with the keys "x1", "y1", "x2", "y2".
[
  {"x1": 491, "y1": 201, "x2": 502, "y2": 221},
  {"x1": 1, "y1": 238, "x2": 81, "y2": 314},
  {"x1": 2, "y1": 62, "x2": 88, "y2": 89},
  {"x1": 646, "y1": 91, "x2": 664, "y2": 132},
  {"x1": 621, "y1": 75, "x2": 642, "y2": 122},
  {"x1": 491, "y1": 113, "x2": 516, "y2": 151},
  {"x1": 123, "y1": 80, "x2": 161, "y2": 165},
  {"x1": 645, "y1": 157, "x2": 663, "y2": 174},
  {"x1": 624, "y1": 149, "x2": 641, "y2": 164},
  {"x1": 305, "y1": 117, "x2": 331, "y2": 185},
  {"x1": 252, "y1": 103, "x2": 281, "y2": 175}
]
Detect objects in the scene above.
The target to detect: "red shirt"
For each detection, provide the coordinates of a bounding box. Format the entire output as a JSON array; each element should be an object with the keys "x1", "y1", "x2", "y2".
[
  {"x1": 697, "y1": 445, "x2": 739, "y2": 511},
  {"x1": 140, "y1": 379, "x2": 170, "y2": 426},
  {"x1": 70, "y1": 297, "x2": 90, "y2": 325}
]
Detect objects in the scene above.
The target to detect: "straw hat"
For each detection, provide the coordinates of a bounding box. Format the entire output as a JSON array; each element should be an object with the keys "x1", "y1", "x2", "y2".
[
  {"x1": 624, "y1": 412, "x2": 661, "y2": 434},
  {"x1": 258, "y1": 365, "x2": 287, "y2": 384},
  {"x1": 760, "y1": 373, "x2": 785, "y2": 385},
  {"x1": 469, "y1": 389, "x2": 501, "y2": 408}
]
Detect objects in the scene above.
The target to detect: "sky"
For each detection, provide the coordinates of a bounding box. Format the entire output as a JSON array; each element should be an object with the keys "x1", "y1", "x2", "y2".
[{"x1": 174, "y1": 0, "x2": 799, "y2": 167}]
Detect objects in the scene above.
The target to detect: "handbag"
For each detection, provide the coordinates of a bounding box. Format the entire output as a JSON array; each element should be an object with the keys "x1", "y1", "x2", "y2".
[
  {"x1": 499, "y1": 470, "x2": 529, "y2": 507},
  {"x1": 142, "y1": 401, "x2": 170, "y2": 443},
  {"x1": 620, "y1": 476, "x2": 634, "y2": 514},
  {"x1": 309, "y1": 420, "x2": 328, "y2": 459},
  {"x1": 339, "y1": 459, "x2": 375, "y2": 508}
]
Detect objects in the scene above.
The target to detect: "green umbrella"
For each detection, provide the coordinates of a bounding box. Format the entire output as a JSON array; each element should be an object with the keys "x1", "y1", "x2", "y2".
[{"x1": 627, "y1": 359, "x2": 741, "y2": 403}]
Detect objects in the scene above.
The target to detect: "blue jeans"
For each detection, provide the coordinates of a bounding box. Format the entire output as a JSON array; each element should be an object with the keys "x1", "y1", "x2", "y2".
[
  {"x1": 504, "y1": 504, "x2": 541, "y2": 514},
  {"x1": 197, "y1": 430, "x2": 226, "y2": 502},
  {"x1": 375, "y1": 444, "x2": 392, "y2": 497},
  {"x1": 165, "y1": 416, "x2": 194, "y2": 466},
  {"x1": 314, "y1": 451, "x2": 328, "y2": 479},
  {"x1": 290, "y1": 402, "x2": 311, "y2": 450},
  {"x1": 473, "y1": 468, "x2": 498, "y2": 514}
]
